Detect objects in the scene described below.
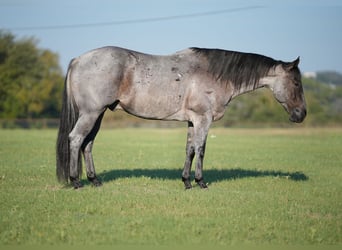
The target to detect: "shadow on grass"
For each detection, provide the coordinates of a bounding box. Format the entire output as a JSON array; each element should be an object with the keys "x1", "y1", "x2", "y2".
[{"x1": 97, "y1": 168, "x2": 308, "y2": 184}]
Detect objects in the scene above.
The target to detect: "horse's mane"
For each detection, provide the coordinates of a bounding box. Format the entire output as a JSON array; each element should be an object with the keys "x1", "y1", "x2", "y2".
[{"x1": 191, "y1": 48, "x2": 280, "y2": 90}]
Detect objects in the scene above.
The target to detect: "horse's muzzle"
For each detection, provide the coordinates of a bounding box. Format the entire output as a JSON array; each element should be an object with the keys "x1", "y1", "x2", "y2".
[{"x1": 290, "y1": 107, "x2": 307, "y2": 123}]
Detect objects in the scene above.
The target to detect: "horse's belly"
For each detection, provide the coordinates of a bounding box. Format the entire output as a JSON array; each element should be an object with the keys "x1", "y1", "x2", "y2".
[
  {"x1": 118, "y1": 84, "x2": 186, "y2": 121},
  {"x1": 116, "y1": 55, "x2": 192, "y2": 121}
]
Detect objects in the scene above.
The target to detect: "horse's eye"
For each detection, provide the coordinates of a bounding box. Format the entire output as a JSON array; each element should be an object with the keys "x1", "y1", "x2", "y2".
[{"x1": 294, "y1": 82, "x2": 300, "y2": 87}]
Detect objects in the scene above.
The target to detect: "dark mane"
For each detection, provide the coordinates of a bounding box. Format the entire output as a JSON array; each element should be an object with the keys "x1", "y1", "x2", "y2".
[{"x1": 191, "y1": 48, "x2": 280, "y2": 90}]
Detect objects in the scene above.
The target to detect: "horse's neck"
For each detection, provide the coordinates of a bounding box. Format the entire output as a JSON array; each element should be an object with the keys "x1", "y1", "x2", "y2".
[
  {"x1": 231, "y1": 81, "x2": 265, "y2": 98},
  {"x1": 231, "y1": 73, "x2": 277, "y2": 98}
]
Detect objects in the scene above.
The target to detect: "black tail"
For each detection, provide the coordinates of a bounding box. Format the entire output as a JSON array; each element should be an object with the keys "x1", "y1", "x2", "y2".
[{"x1": 56, "y1": 61, "x2": 82, "y2": 183}]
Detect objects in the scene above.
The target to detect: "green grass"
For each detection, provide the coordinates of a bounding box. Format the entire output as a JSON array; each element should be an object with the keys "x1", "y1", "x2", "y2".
[{"x1": 0, "y1": 128, "x2": 341, "y2": 246}]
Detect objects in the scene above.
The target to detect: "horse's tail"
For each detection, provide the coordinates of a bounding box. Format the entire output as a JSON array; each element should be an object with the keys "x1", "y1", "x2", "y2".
[{"x1": 56, "y1": 59, "x2": 82, "y2": 183}]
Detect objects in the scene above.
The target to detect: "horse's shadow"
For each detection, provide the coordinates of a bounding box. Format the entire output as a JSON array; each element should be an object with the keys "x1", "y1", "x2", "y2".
[{"x1": 97, "y1": 167, "x2": 308, "y2": 184}]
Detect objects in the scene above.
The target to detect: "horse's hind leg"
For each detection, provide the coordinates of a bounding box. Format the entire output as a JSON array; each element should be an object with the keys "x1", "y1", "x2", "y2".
[
  {"x1": 182, "y1": 122, "x2": 195, "y2": 189},
  {"x1": 81, "y1": 112, "x2": 105, "y2": 187},
  {"x1": 69, "y1": 111, "x2": 104, "y2": 188}
]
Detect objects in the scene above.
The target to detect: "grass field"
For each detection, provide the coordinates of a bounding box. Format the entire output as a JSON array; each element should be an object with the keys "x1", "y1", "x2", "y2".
[{"x1": 0, "y1": 127, "x2": 341, "y2": 246}]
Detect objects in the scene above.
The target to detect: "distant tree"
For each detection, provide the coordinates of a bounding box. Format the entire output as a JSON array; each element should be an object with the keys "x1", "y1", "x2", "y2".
[
  {"x1": 316, "y1": 71, "x2": 342, "y2": 86},
  {"x1": 0, "y1": 30, "x2": 64, "y2": 118}
]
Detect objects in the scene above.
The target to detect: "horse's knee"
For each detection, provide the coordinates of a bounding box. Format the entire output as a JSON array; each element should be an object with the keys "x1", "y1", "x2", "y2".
[{"x1": 196, "y1": 145, "x2": 206, "y2": 158}]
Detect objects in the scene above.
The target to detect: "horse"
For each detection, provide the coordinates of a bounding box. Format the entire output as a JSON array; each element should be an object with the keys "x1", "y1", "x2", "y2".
[{"x1": 56, "y1": 46, "x2": 306, "y2": 189}]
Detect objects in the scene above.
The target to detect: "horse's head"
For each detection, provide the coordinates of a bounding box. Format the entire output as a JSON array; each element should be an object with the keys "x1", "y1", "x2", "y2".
[{"x1": 268, "y1": 57, "x2": 307, "y2": 123}]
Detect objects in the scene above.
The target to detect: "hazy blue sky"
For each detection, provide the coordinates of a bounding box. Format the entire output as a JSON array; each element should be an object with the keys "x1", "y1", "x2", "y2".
[{"x1": 1, "y1": 0, "x2": 341, "y2": 73}]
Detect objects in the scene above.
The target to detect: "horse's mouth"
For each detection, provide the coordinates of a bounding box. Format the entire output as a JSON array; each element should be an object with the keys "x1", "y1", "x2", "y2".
[
  {"x1": 289, "y1": 108, "x2": 307, "y2": 123},
  {"x1": 280, "y1": 103, "x2": 306, "y2": 123}
]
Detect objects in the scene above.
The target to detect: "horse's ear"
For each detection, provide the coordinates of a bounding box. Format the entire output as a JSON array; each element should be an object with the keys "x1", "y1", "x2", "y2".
[
  {"x1": 293, "y1": 56, "x2": 300, "y2": 67},
  {"x1": 283, "y1": 56, "x2": 300, "y2": 71}
]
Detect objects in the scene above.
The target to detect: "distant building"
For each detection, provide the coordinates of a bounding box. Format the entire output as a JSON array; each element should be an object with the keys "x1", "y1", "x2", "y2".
[{"x1": 303, "y1": 72, "x2": 317, "y2": 78}]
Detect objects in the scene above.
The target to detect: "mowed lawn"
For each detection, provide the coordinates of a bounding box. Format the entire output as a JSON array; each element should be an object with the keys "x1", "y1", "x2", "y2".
[{"x1": 0, "y1": 127, "x2": 341, "y2": 245}]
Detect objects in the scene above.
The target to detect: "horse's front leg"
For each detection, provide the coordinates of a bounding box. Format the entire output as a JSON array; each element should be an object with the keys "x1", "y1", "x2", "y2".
[
  {"x1": 182, "y1": 122, "x2": 195, "y2": 189},
  {"x1": 193, "y1": 116, "x2": 211, "y2": 189},
  {"x1": 182, "y1": 115, "x2": 211, "y2": 189},
  {"x1": 194, "y1": 141, "x2": 208, "y2": 189}
]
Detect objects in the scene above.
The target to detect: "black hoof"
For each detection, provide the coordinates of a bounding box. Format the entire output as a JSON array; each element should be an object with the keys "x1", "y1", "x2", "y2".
[
  {"x1": 93, "y1": 180, "x2": 103, "y2": 187},
  {"x1": 195, "y1": 178, "x2": 208, "y2": 189},
  {"x1": 182, "y1": 177, "x2": 192, "y2": 190},
  {"x1": 88, "y1": 176, "x2": 102, "y2": 187},
  {"x1": 70, "y1": 177, "x2": 83, "y2": 189}
]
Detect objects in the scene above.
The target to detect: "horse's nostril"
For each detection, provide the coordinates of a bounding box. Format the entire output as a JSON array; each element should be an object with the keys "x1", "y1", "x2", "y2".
[
  {"x1": 294, "y1": 108, "x2": 301, "y2": 113},
  {"x1": 294, "y1": 108, "x2": 307, "y2": 117}
]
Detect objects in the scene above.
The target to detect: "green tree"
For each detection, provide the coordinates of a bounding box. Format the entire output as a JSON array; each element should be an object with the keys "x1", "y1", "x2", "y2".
[{"x1": 0, "y1": 30, "x2": 64, "y2": 118}]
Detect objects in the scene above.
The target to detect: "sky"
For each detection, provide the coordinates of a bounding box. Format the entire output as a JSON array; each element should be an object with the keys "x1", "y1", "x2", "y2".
[{"x1": 1, "y1": 0, "x2": 342, "y2": 74}]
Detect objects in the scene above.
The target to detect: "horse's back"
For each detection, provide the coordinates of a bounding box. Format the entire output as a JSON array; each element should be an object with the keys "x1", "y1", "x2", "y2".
[{"x1": 67, "y1": 46, "x2": 207, "y2": 121}]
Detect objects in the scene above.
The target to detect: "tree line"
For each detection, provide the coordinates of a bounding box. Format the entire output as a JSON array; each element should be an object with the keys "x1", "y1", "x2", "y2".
[
  {"x1": 0, "y1": 30, "x2": 341, "y2": 127},
  {"x1": 0, "y1": 31, "x2": 63, "y2": 119}
]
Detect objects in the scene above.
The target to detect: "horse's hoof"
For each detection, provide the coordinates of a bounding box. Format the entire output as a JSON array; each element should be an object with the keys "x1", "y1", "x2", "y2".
[
  {"x1": 184, "y1": 183, "x2": 193, "y2": 190},
  {"x1": 73, "y1": 181, "x2": 83, "y2": 189},
  {"x1": 92, "y1": 179, "x2": 103, "y2": 187},
  {"x1": 88, "y1": 176, "x2": 102, "y2": 187},
  {"x1": 197, "y1": 182, "x2": 208, "y2": 189},
  {"x1": 195, "y1": 178, "x2": 208, "y2": 189},
  {"x1": 70, "y1": 177, "x2": 83, "y2": 189},
  {"x1": 182, "y1": 177, "x2": 192, "y2": 190}
]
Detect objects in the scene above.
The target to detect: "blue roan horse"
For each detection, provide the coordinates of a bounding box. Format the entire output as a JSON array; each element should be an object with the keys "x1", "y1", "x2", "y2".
[{"x1": 56, "y1": 46, "x2": 306, "y2": 189}]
